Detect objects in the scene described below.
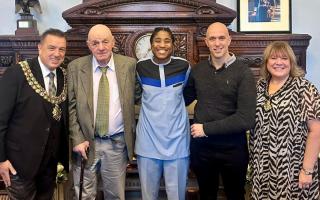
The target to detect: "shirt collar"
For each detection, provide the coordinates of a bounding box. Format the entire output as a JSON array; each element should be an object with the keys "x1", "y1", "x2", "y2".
[
  {"x1": 38, "y1": 56, "x2": 57, "y2": 77},
  {"x1": 92, "y1": 53, "x2": 115, "y2": 72},
  {"x1": 208, "y1": 52, "x2": 236, "y2": 69},
  {"x1": 151, "y1": 56, "x2": 172, "y2": 66}
]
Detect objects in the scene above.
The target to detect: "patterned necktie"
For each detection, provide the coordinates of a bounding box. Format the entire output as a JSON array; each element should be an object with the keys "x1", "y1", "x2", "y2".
[
  {"x1": 48, "y1": 72, "x2": 56, "y2": 96},
  {"x1": 95, "y1": 66, "x2": 110, "y2": 137}
]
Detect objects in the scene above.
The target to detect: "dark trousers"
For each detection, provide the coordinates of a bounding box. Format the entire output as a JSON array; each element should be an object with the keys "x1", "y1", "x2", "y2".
[
  {"x1": 190, "y1": 138, "x2": 249, "y2": 200},
  {"x1": 6, "y1": 158, "x2": 57, "y2": 200}
]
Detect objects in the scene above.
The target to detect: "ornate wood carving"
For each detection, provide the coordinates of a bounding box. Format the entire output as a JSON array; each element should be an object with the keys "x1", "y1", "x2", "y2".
[
  {"x1": 66, "y1": 26, "x2": 90, "y2": 36},
  {"x1": 173, "y1": 34, "x2": 188, "y2": 59},
  {"x1": 196, "y1": 5, "x2": 219, "y2": 15},
  {"x1": 63, "y1": 0, "x2": 236, "y2": 27},
  {"x1": 0, "y1": 55, "x2": 14, "y2": 67},
  {"x1": 113, "y1": 33, "x2": 131, "y2": 55},
  {"x1": 0, "y1": 1, "x2": 311, "y2": 80}
]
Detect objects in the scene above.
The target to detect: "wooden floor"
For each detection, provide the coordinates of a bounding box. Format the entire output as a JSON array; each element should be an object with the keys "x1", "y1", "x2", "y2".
[
  {"x1": 0, "y1": 182, "x2": 7, "y2": 200},
  {"x1": 0, "y1": 196, "x2": 9, "y2": 200}
]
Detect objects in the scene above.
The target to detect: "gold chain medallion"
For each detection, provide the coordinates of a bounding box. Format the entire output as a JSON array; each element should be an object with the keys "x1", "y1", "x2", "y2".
[
  {"x1": 19, "y1": 61, "x2": 67, "y2": 121},
  {"x1": 263, "y1": 99, "x2": 272, "y2": 111},
  {"x1": 52, "y1": 104, "x2": 62, "y2": 121}
]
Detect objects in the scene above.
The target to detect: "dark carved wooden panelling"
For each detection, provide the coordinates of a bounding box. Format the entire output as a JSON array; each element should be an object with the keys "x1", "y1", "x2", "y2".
[
  {"x1": 113, "y1": 33, "x2": 131, "y2": 55},
  {"x1": 197, "y1": 33, "x2": 311, "y2": 73},
  {"x1": 0, "y1": 36, "x2": 39, "y2": 76},
  {"x1": 63, "y1": 0, "x2": 236, "y2": 27},
  {"x1": 0, "y1": 56, "x2": 14, "y2": 67},
  {"x1": 0, "y1": 1, "x2": 311, "y2": 80},
  {"x1": 174, "y1": 34, "x2": 188, "y2": 59}
]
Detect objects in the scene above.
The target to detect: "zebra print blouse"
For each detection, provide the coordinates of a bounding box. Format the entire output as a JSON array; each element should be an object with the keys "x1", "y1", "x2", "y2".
[{"x1": 250, "y1": 77, "x2": 320, "y2": 200}]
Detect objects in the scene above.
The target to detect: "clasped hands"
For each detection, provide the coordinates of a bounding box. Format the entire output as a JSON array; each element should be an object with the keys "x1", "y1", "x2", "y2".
[{"x1": 191, "y1": 123, "x2": 207, "y2": 138}]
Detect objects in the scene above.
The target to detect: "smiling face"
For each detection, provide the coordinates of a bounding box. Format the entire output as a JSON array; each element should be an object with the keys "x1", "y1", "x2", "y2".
[
  {"x1": 205, "y1": 22, "x2": 231, "y2": 61},
  {"x1": 38, "y1": 34, "x2": 66, "y2": 71},
  {"x1": 151, "y1": 30, "x2": 173, "y2": 64},
  {"x1": 87, "y1": 24, "x2": 115, "y2": 66},
  {"x1": 267, "y1": 51, "x2": 291, "y2": 81},
  {"x1": 260, "y1": 41, "x2": 305, "y2": 81}
]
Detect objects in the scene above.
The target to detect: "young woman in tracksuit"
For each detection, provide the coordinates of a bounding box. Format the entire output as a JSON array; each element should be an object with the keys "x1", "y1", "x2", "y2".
[{"x1": 135, "y1": 27, "x2": 191, "y2": 200}]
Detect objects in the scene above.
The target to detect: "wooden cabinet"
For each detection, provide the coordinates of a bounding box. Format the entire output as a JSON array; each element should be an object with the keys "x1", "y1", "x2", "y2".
[{"x1": 0, "y1": 0, "x2": 311, "y2": 78}]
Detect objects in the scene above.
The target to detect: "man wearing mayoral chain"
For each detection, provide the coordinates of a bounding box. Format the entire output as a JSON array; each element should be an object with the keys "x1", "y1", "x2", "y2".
[{"x1": 0, "y1": 28, "x2": 69, "y2": 200}]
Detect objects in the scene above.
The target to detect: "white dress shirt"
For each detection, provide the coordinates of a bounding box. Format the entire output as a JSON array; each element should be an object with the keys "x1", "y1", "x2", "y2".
[
  {"x1": 92, "y1": 54, "x2": 124, "y2": 135},
  {"x1": 38, "y1": 57, "x2": 57, "y2": 94}
]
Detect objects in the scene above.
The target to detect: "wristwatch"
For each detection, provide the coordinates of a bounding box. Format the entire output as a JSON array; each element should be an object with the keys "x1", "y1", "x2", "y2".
[{"x1": 301, "y1": 167, "x2": 313, "y2": 175}]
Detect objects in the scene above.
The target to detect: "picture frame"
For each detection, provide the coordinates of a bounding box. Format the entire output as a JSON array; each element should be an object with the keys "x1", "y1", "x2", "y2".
[{"x1": 237, "y1": 0, "x2": 292, "y2": 33}]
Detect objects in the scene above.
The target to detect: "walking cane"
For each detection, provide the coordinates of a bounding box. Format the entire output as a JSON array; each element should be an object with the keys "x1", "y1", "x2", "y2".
[{"x1": 79, "y1": 151, "x2": 87, "y2": 200}]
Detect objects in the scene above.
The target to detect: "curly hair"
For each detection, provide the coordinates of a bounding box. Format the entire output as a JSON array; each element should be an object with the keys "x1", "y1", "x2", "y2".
[{"x1": 150, "y1": 27, "x2": 175, "y2": 44}]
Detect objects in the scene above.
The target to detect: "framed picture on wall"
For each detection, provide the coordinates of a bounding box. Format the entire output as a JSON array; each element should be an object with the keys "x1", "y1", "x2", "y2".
[{"x1": 237, "y1": 0, "x2": 291, "y2": 33}]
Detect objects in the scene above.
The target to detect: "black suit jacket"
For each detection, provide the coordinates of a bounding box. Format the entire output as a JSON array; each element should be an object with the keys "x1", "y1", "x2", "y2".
[{"x1": 0, "y1": 58, "x2": 68, "y2": 180}]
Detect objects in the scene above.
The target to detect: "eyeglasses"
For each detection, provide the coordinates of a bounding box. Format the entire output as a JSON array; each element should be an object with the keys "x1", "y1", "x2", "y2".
[{"x1": 87, "y1": 40, "x2": 112, "y2": 48}]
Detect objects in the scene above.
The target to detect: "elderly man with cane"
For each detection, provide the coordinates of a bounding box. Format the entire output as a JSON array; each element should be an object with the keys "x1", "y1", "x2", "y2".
[{"x1": 68, "y1": 24, "x2": 136, "y2": 200}]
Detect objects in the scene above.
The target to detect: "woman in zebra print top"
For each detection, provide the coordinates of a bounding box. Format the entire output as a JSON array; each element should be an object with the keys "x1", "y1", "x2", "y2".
[{"x1": 250, "y1": 41, "x2": 320, "y2": 199}]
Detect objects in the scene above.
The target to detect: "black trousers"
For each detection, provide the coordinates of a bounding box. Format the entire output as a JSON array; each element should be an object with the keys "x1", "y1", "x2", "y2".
[
  {"x1": 6, "y1": 158, "x2": 57, "y2": 200},
  {"x1": 190, "y1": 137, "x2": 249, "y2": 200}
]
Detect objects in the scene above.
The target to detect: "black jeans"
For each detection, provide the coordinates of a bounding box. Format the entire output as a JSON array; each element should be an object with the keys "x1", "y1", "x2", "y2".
[{"x1": 190, "y1": 138, "x2": 249, "y2": 200}]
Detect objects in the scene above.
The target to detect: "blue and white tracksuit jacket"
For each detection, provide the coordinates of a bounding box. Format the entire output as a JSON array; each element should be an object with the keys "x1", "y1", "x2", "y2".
[{"x1": 135, "y1": 56, "x2": 191, "y2": 160}]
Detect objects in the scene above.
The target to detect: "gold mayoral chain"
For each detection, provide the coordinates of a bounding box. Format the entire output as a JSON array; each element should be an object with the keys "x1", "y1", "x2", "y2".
[{"x1": 19, "y1": 61, "x2": 67, "y2": 121}]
